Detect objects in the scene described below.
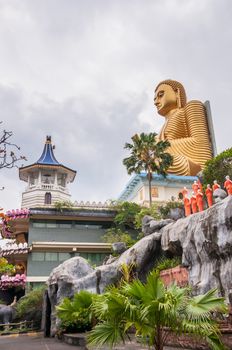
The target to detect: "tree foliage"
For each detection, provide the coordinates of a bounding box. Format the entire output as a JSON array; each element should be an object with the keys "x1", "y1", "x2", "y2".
[
  {"x1": 113, "y1": 201, "x2": 141, "y2": 229},
  {"x1": 202, "y1": 148, "x2": 232, "y2": 188},
  {"x1": 0, "y1": 257, "x2": 15, "y2": 275},
  {"x1": 123, "y1": 132, "x2": 173, "y2": 207},
  {"x1": 101, "y1": 202, "x2": 142, "y2": 247},
  {"x1": 102, "y1": 228, "x2": 135, "y2": 247},
  {"x1": 88, "y1": 270, "x2": 227, "y2": 350}
]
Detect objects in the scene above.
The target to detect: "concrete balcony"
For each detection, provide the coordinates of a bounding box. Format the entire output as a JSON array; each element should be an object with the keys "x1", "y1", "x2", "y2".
[{"x1": 26, "y1": 184, "x2": 69, "y2": 193}]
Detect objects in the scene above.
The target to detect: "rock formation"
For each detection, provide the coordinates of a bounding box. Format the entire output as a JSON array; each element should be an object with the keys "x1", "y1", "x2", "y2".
[
  {"x1": 160, "y1": 195, "x2": 232, "y2": 298},
  {"x1": 47, "y1": 233, "x2": 161, "y2": 335},
  {"x1": 46, "y1": 196, "x2": 232, "y2": 336}
]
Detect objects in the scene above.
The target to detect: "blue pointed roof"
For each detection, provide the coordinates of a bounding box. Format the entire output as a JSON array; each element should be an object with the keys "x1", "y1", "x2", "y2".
[
  {"x1": 36, "y1": 136, "x2": 60, "y2": 165},
  {"x1": 19, "y1": 136, "x2": 76, "y2": 183}
]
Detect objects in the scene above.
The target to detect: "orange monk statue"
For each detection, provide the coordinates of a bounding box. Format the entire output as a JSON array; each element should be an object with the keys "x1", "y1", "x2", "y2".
[
  {"x1": 183, "y1": 196, "x2": 191, "y2": 217},
  {"x1": 196, "y1": 189, "x2": 204, "y2": 212},
  {"x1": 190, "y1": 192, "x2": 198, "y2": 213},
  {"x1": 205, "y1": 184, "x2": 213, "y2": 207},
  {"x1": 212, "y1": 180, "x2": 221, "y2": 192},
  {"x1": 197, "y1": 179, "x2": 203, "y2": 191},
  {"x1": 181, "y1": 187, "x2": 188, "y2": 198},
  {"x1": 154, "y1": 80, "x2": 213, "y2": 176},
  {"x1": 224, "y1": 175, "x2": 232, "y2": 195},
  {"x1": 192, "y1": 180, "x2": 199, "y2": 194}
]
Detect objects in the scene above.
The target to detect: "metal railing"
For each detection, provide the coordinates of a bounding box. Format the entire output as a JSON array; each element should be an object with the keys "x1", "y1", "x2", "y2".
[{"x1": 0, "y1": 320, "x2": 34, "y2": 333}]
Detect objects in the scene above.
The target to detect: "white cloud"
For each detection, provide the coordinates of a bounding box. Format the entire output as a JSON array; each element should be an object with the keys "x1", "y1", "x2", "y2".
[{"x1": 0, "y1": 0, "x2": 231, "y2": 209}]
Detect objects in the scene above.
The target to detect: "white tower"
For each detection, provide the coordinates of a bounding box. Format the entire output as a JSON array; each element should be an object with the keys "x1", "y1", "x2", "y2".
[{"x1": 19, "y1": 136, "x2": 76, "y2": 208}]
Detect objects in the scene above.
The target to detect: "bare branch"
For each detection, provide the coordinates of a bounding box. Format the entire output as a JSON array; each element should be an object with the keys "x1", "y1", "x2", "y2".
[{"x1": 0, "y1": 123, "x2": 26, "y2": 169}]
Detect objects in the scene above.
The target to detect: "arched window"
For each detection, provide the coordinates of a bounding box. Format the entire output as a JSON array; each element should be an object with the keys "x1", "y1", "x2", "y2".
[{"x1": 45, "y1": 192, "x2": 52, "y2": 205}]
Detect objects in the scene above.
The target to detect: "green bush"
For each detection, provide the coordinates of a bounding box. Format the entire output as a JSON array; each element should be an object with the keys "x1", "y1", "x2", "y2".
[
  {"x1": 154, "y1": 257, "x2": 181, "y2": 273},
  {"x1": 54, "y1": 200, "x2": 74, "y2": 211},
  {"x1": 202, "y1": 148, "x2": 232, "y2": 188},
  {"x1": 135, "y1": 203, "x2": 161, "y2": 229},
  {"x1": 56, "y1": 290, "x2": 95, "y2": 333},
  {"x1": 16, "y1": 286, "x2": 45, "y2": 326},
  {"x1": 113, "y1": 201, "x2": 141, "y2": 229},
  {"x1": 0, "y1": 257, "x2": 15, "y2": 275},
  {"x1": 158, "y1": 200, "x2": 184, "y2": 219},
  {"x1": 102, "y1": 228, "x2": 135, "y2": 247}
]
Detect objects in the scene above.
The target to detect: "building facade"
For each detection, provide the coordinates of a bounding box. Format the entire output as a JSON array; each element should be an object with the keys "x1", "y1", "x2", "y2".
[
  {"x1": 118, "y1": 172, "x2": 198, "y2": 205},
  {"x1": 1, "y1": 137, "x2": 116, "y2": 290}
]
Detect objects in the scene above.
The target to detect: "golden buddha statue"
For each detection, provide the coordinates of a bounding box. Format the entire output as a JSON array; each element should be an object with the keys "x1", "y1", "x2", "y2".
[{"x1": 154, "y1": 79, "x2": 213, "y2": 176}]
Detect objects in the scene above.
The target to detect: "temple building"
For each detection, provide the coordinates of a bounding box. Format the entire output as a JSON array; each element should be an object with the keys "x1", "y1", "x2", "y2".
[
  {"x1": 118, "y1": 173, "x2": 197, "y2": 205},
  {"x1": 1, "y1": 137, "x2": 115, "y2": 290},
  {"x1": 19, "y1": 136, "x2": 76, "y2": 208}
]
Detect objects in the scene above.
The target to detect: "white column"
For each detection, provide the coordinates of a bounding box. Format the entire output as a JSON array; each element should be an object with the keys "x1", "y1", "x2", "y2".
[
  {"x1": 27, "y1": 173, "x2": 31, "y2": 189},
  {"x1": 38, "y1": 170, "x2": 42, "y2": 188},
  {"x1": 54, "y1": 171, "x2": 58, "y2": 187}
]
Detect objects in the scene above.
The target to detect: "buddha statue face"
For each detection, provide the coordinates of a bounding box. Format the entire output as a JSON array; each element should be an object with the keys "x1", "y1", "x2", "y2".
[{"x1": 154, "y1": 84, "x2": 179, "y2": 117}]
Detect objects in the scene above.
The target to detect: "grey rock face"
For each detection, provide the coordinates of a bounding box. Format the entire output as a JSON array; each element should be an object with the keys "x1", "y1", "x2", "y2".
[
  {"x1": 112, "y1": 242, "x2": 127, "y2": 254},
  {"x1": 160, "y1": 196, "x2": 232, "y2": 299},
  {"x1": 213, "y1": 188, "x2": 227, "y2": 202},
  {"x1": 168, "y1": 207, "x2": 185, "y2": 220},
  {"x1": 142, "y1": 216, "x2": 173, "y2": 236},
  {"x1": 47, "y1": 257, "x2": 94, "y2": 336}
]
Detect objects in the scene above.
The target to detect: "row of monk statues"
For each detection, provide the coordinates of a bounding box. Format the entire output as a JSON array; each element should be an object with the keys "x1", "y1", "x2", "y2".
[
  {"x1": 181, "y1": 176, "x2": 232, "y2": 217},
  {"x1": 154, "y1": 79, "x2": 213, "y2": 176}
]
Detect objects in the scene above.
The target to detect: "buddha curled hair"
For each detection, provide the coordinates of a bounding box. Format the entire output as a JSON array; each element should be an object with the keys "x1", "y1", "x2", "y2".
[{"x1": 155, "y1": 79, "x2": 187, "y2": 107}]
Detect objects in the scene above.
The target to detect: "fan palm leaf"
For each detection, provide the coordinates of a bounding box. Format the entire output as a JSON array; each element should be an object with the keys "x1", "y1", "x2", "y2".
[{"x1": 89, "y1": 268, "x2": 227, "y2": 350}]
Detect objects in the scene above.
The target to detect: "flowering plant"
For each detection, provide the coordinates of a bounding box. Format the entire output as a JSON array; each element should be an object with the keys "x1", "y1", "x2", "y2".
[
  {"x1": 0, "y1": 273, "x2": 26, "y2": 289},
  {"x1": 0, "y1": 209, "x2": 30, "y2": 238}
]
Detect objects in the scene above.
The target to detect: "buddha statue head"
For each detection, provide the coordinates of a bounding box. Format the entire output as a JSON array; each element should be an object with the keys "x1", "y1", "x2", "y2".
[{"x1": 154, "y1": 79, "x2": 187, "y2": 117}]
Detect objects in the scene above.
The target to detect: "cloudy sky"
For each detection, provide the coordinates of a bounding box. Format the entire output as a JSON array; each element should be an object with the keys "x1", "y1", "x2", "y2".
[{"x1": 0, "y1": 0, "x2": 231, "y2": 210}]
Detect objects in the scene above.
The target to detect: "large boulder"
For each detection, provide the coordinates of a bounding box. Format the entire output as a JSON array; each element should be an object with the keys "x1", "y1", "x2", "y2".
[
  {"x1": 47, "y1": 233, "x2": 161, "y2": 335},
  {"x1": 47, "y1": 257, "x2": 94, "y2": 336},
  {"x1": 213, "y1": 188, "x2": 227, "y2": 202},
  {"x1": 142, "y1": 215, "x2": 173, "y2": 236}
]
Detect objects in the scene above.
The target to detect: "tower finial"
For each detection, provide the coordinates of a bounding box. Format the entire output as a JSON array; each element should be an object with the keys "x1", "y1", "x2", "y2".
[{"x1": 46, "y1": 136, "x2": 51, "y2": 143}]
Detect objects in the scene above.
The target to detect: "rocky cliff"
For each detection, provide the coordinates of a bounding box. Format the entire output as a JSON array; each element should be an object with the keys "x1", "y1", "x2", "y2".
[
  {"x1": 46, "y1": 196, "x2": 232, "y2": 336},
  {"x1": 160, "y1": 195, "x2": 232, "y2": 298}
]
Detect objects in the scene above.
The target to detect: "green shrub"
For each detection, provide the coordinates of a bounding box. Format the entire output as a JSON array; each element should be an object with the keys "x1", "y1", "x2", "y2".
[
  {"x1": 54, "y1": 200, "x2": 74, "y2": 211},
  {"x1": 202, "y1": 148, "x2": 232, "y2": 188},
  {"x1": 113, "y1": 201, "x2": 141, "y2": 229},
  {"x1": 154, "y1": 257, "x2": 181, "y2": 273},
  {"x1": 0, "y1": 257, "x2": 15, "y2": 275},
  {"x1": 158, "y1": 200, "x2": 184, "y2": 219},
  {"x1": 56, "y1": 290, "x2": 95, "y2": 333},
  {"x1": 15, "y1": 286, "x2": 45, "y2": 326},
  {"x1": 102, "y1": 228, "x2": 135, "y2": 247},
  {"x1": 135, "y1": 203, "x2": 161, "y2": 228}
]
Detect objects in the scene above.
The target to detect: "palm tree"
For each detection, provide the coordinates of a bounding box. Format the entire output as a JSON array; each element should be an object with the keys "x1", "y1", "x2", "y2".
[
  {"x1": 123, "y1": 132, "x2": 173, "y2": 207},
  {"x1": 88, "y1": 270, "x2": 227, "y2": 350}
]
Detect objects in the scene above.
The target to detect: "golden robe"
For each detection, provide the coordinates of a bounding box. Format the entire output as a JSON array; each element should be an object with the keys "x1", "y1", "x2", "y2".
[{"x1": 158, "y1": 100, "x2": 212, "y2": 176}]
